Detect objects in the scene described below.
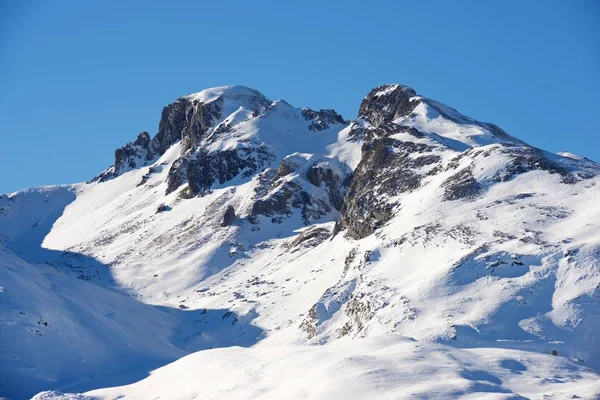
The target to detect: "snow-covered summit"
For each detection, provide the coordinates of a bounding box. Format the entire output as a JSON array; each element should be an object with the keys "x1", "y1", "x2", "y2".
[
  {"x1": 358, "y1": 83, "x2": 525, "y2": 150},
  {"x1": 184, "y1": 84, "x2": 272, "y2": 105},
  {"x1": 2, "y1": 84, "x2": 600, "y2": 399}
]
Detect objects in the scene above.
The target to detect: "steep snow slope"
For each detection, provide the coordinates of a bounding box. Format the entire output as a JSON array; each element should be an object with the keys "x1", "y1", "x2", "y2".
[{"x1": 1, "y1": 84, "x2": 600, "y2": 399}]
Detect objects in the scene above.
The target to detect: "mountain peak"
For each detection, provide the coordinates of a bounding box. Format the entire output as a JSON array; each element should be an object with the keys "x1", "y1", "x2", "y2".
[
  {"x1": 4, "y1": 83, "x2": 600, "y2": 399},
  {"x1": 358, "y1": 83, "x2": 419, "y2": 127},
  {"x1": 183, "y1": 85, "x2": 272, "y2": 106},
  {"x1": 369, "y1": 83, "x2": 417, "y2": 98}
]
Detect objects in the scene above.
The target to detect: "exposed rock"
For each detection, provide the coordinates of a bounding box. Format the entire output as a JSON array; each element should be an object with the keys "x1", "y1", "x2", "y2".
[
  {"x1": 221, "y1": 205, "x2": 236, "y2": 227},
  {"x1": 156, "y1": 204, "x2": 171, "y2": 213},
  {"x1": 250, "y1": 156, "x2": 352, "y2": 225},
  {"x1": 441, "y1": 167, "x2": 481, "y2": 201},
  {"x1": 151, "y1": 97, "x2": 222, "y2": 155},
  {"x1": 337, "y1": 296, "x2": 374, "y2": 338},
  {"x1": 166, "y1": 146, "x2": 274, "y2": 196},
  {"x1": 92, "y1": 132, "x2": 151, "y2": 182},
  {"x1": 287, "y1": 227, "x2": 331, "y2": 253},
  {"x1": 117, "y1": 131, "x2": 151, "y2": 166},
  {"x1": 358, "y1": 84, "x2": 419, "y2": 127},
  {"x1": 299, "y1": 304, "x2": 319, "y2": 339},
  {"x1": 306, "y1": 162, "x2": 350, "y2": 211},
  {"x1": 301, "y1": 108, "x2": 346, "y2": 131},
  {"x1": 340, "y1": 130, "x2": 441, "y2": 239},
  {"x1": 151, "y1": 87, "x2": 271, "y2": 156},
  {"x1": 93, "y1": 87, "x2": 273, "y2": 183},
  {"x1": 251, "y1": 180, "x2": 313, "y2": 223},
  {"x1": 492, "y1": 144, "x2": 580, "y2": 184}
]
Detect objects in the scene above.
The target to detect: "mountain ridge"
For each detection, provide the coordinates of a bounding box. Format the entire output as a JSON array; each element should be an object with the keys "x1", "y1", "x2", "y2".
[{"x1": 2, "y1": 83, "x2": 600, "y2": 399}]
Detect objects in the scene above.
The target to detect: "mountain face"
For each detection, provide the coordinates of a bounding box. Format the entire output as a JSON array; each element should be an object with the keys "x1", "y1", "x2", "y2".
[{"x1": 2, "y1": 84, "x2": 600, "y2": 400}]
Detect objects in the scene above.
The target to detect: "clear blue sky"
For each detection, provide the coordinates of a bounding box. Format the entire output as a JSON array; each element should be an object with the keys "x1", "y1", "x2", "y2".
[{"x1": 1, "y1": 1, "x2": 599, "y2": 193}]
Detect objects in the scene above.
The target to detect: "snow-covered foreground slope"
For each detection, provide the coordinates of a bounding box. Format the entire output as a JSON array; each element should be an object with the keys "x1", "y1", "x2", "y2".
[
  {"x1": 2, "y1": 84, "x2": 600, "y2": 399},
  {"x1": 0, "y1": 243, "x2": 262, "y2": 399},
  {"x1": 34, "y1": 336, "x2": 600, "y2": 400}
]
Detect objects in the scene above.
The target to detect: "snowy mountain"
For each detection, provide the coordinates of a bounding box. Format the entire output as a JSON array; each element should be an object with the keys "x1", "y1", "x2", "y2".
[{"x1": 2, "y1": 84, "x2": 600, "y2": 399}]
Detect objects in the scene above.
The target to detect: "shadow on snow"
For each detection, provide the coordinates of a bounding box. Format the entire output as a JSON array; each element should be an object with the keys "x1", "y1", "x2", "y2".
[{"x1": 1, "y1": 190, "x2": 264, "y2": 399}]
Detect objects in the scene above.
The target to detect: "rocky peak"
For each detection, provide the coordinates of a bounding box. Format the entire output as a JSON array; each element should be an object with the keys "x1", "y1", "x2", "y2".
[
  {"x1": 95, "y1": 86, "x2": 274, "y2": 184},
  {"x1": 116, "y1": 131, "x2": 151, "y2": 167},
  {"x1": 92, "y1": 131, "x2": 152, "y2": 182},
  {"x1": 358, "y1": 84, "x2": 419, "y2": 127},
  {"x1": 151, "y1": 86, "x2": 272, "y2": 156}
]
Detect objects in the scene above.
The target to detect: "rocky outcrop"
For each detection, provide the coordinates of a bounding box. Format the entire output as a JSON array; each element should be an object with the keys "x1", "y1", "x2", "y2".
[
  {"x1": 358, "y1": 84, "x2": 420, "y2": 127},
  {"x1": 92, "y1": 132, "x2": 151, "y2": 182},
  {"x1": 286, "y1": 226, "x2": 331, "y2": 253},
  {"x1": 301, "y1": 108, "x2": 346, "y2": 131},
  {"x1": 166, "y1": 145, "x2": 274, "y2": 196},
  {"x1": 306, "y1": 161, "x2": 350, "y2": 210},
  {"x1": 150, "y1": 97, "x2": 223, "y2": 156},
  {"x1": 340, "y1": 126, "x2": 442, "y2": 239},
  {"x1": 250, "y1": 180, "x2": 315, "y2": 224},
  {"x1": 94, "y1": 86, "x2": 273, "y2": 183},
  {"x1": 491, "y1": 144, "x2": 581, "y2": 184},
  {"x1": 250, "y1": 155, "x2": 352, "y2": 225},
  {"x1": 441, "y1": 167, "x2": 481, "y2": 201},
  {"x1": 116, "y1": 131, "x2": 151, "y2": 169},
  {"x1": 221, "y1": 205, "x2": 236, "y2": 227},
  {"x1": 151, "y1": 87, "x2": 271, "y2": 156}
]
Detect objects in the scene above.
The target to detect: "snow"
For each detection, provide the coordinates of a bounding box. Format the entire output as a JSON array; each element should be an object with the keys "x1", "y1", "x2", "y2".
[
  {"x1": 391, "y1": 97, "x2": 525, "y2": 151},
  {"x1": 0, "y1": 244, "x2": 182, "y2": 398},
  {"x1": 34, "y1": 336, "x2": 600, "y2": 400},
  {"x1": 373, "y1": 83, "x2": 401, "y2": 97},
  {"x1": 557, "y1": 151, "x2": 586, "y2": 161},
  {"x1": 184, "y1": 85, "x2": 270, "y2": 105},
  {"x1": 1, "y1": 85, "x2": 600, "y2": 399}
]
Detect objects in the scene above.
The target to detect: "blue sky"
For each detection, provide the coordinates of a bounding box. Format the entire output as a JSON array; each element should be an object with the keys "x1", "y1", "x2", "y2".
[{"x1": 1, "y1": 0, "x2": 599, "y2": 193}]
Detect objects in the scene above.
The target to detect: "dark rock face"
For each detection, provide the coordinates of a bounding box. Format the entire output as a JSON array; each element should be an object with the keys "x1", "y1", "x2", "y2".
[
  {"x1": 150, "y1": 89, "x2": 277, "y2": 196},
  {"x1": 250, "y1": 157, "x2": 352, "y2": 225},
  {"x1": 95, "y1": 88, "x2": 272, "y2": 183},
  {"x1": 251, "y1": 180, "x2": 316, "y2": 224},
  {"x1": 491, "y1": 145, "x2": 577, "y2": 184},
  {"x1": 151, "y1": 89, "x2": 271, "y2": 156},
  {"x1": 358, "y1": 84, "x2": 420, "y2": 127},
  {"x1": 306, "y1": 163, "x2": 350, "y2": 211},
  {"x1": 221, "y1": 205, "x2": 236, "y2": 227},
  {"x1": 340, "y1": 126, "x2": 442, "y2": 239},
  {"x1": 156, "y1": 204, "x2": 171, "y2": 213},
  {"x1": 115, "y1": 132, "x2": 151, "y2": 170},
  {"x1": 301, "y1": 108, "x2": 346, "y2": 131},
  {"x1": 287, "y1": 226, "x2": 331, "y2": 253},
  {"x1": 165, "y1": 157, "x2": 189, "y2": 195},
  {"x1": 441, "y1": 168, "x2": 481, "y2": 201},
  {"x1": 88, "y1": 84, "x2": 599, "y2": 245},
  {"x1": 92, "y1": 132, "x2": 152, "y2": 182},
  {"x1": 150, "y1": 97, "x2": 223, "y2": 155},
  {"x1": 186, "y1": 147, "x2": 273, "y2": 196},
  {"x1": 166, "y1": 146, "x2": 274, "y2": 196}
]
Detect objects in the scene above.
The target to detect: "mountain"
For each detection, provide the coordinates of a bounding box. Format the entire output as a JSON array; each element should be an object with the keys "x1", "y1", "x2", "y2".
[{"x1": 2, "y1": 84, "x2": 600, "y2": 399}]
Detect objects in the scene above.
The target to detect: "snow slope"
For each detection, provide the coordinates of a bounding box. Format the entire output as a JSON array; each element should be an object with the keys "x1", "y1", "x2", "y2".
[
  {"x1": 0, "y1": 243, "x2": 262, "y2": 399},
  {"x1": 35, "y1": 336, "x2": 600, "y2": 400},
  {"x1": 1, "y1": 84, "x2": 600, "y2": 399}
]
